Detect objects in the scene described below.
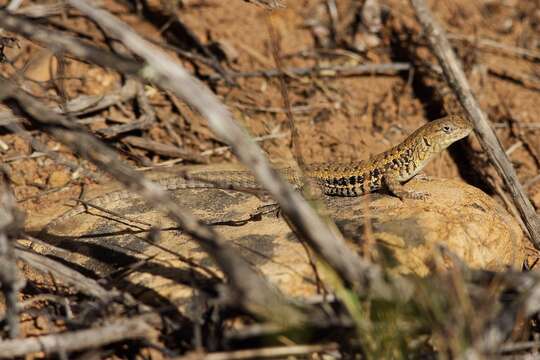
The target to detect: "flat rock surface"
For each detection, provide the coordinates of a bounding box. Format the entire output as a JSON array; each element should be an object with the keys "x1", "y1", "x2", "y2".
[{"x1": 28, "y1": 169, "x2": 525, "y2": 311}]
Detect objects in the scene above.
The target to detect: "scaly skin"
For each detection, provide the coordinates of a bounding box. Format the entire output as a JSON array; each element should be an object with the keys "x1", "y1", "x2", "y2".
[
  {"x1": 305, "y1": 114, "x2": 472, "y2": 198},
  {"x1": 46, "y1": 115, "x2": 473, "y2": 228},
  {"x1": 170, "y1": 114, "x2": 472, "y2": 199}
]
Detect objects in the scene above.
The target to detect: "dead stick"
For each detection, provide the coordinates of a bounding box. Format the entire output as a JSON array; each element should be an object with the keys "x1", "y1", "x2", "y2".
[
  {"x1": 0, "y1": 316, "x2": 155, "y2": 358},
  {"x1": 0, "y1": 171, "x2": 25, "y2": 338},
  {"x1": 210, "y1": 63, "x2": 411, "y2": 81},
  {"x1": 178, "y1": 343, "x2": 339, "y2": 360},
  {"x1": 410, "y1": 0, "x2": 540, "y2": 249}
]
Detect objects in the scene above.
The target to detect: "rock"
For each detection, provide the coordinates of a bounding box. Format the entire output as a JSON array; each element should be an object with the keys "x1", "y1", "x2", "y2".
[
  {"x1": 48, "y1": 169, "x2": 71, "y2": 188},
  {"x1": 11, "y1": 136, "x2": 30, "y2": 155},
  {"x1": 24, "y1": 51, "x2": 58, "y2": 82},
  {"x1": 31, "y1": 167, "x2": 524, "y2": 310},
  {"x1": 326, "y1": 178, "x2": 524, "y2": 276}
]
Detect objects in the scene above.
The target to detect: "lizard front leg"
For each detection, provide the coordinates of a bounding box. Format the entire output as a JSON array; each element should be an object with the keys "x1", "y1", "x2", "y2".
[{"x1": 382, "y1": 173, "x2": 428, "y2": 200}]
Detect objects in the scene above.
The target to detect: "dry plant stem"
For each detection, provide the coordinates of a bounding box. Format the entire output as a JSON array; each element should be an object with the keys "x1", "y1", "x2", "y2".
[
  {"x1": 14, "y1": 3, "x2": 65, "y2": 18},
  {"x1": 66, "y1": 0, "x2": 391, "y2": 296},
  {"x1": 0, "y1": 79, "x2": 308, "y2": 325},
  {"x1": 61, "y1": 78, "x2": 140, "y2": 115},
  {"x1": 266, "y1": 13, "x2": 303, "y2": 167},
  {"x1": 121, "y1": 135, "x2": 207, "y2": 163},
  {"x1": 0, "y1": 11, "x2": 140, "y2": 75},
  {"x1": 410, "y1": 0, "x2": 540, "y2": 248},
  {"x1": 0, "y1": 79, "x2": 140, "y2": 124},
  {"x1": 0, "y1": 174, "x2": 24, "y2": 338},
  {"x1": 178, "y1": 343, "x2": 339, "y2": 360},
  {"x1": 211, "y1": 63, "x2": 411, "y2": 80},
  {"x1": 98, "y1": 117, "x2": 154, "y2": 138},
  {"x1": 448, "y1": 33, "x2": 540, "y2": 62},
  {"x1": 0, "y1": 316, "x2": 155, "y2": 358}
]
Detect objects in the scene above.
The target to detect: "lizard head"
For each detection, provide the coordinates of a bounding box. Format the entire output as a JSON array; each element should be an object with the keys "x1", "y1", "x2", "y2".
[{"x1": 421, "y1": 115, "x2": 473, "y2": 152}]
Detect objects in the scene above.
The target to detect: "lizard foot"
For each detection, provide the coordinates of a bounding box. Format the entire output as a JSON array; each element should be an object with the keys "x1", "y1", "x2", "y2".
[
  {"x1": 414, "y1": 172, "x2": 430, "y2": 181},
  {"x1": 383, "y1": 175, "x2": 429, "y2": 201},
  {"x1": 396, "y1": 190, "x2": 430, "y2": 201},
  {"x1": 254, "y1": 202, "x2": 281, "y2": 218}
]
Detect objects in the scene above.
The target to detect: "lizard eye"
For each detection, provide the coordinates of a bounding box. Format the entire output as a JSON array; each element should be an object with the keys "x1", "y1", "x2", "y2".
[{"x1": 442, "y1": 125, "x2": 452, "y2": 133}]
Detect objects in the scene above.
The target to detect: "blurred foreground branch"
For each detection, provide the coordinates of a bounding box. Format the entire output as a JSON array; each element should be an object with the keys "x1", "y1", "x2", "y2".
[
  {"x1": 0, "y1": 171, "x2": 24, "y2": 338},
  {"x1": 0, "y1": 316, "x2": 156, "y2": 358}
]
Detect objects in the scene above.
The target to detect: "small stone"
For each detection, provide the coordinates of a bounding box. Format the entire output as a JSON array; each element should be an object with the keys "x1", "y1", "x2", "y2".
[
  {"x1": 9, "y1": 172, "x2": 25, "y2": 186},
  {"x1": 11, "y1": 136, "x2": 30, "y2": 155},
  {"x1": 0, "y1": 139, "x2": 9, "y2": 152},
  {"x1": 48, "y1": 170, "x2": 71, "y2": 188},
  {"x1": 24, "y1": 51, "x2": 58, "y2": 82}
]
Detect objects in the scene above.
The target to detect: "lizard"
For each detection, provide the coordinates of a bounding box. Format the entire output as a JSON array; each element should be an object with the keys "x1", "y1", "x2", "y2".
[
  {"x1": 157, "y1": 114, "x2": 473, "y2": 200},
  {"x1": 43, "y1": 114, "x2": 473, "y2": 227}
]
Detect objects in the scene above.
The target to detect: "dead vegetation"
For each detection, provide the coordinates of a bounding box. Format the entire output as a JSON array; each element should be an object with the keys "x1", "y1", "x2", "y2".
[{"x1": 0, "y1": 0, "x2": 540, "y2": 358}]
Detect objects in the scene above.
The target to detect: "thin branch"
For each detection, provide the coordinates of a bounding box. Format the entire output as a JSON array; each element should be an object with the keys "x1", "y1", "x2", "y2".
[
  {"x1": 0, "y1": 79, "x2": 140, "y2": 125},
  {"x1": 0, "y1": 171, "x2": 25, "y2": 338},
  {"x1": 0, "y1": 316, "x2": 155, "y2": 358},
  {"x1": 0, "y1": 11, "x2": 140, "y2": 74},
  {"x1": 179, "y1": 343, "x2": 339, "y2": 360},
  {"x1": 266, "y1": 13, "x2": 304, "y2": 166},
  {"x1": 409, "y1": 0, "x2": 540, "y2": 249},
  {"x1": 121, "y1": 136, "x2": 208, "y2": 162},
  {"x1": 448, "y1": 32, "x2": 540, "y2": 62},
  {"x1": 209, "y1": 62, "x2": 411, "y2": 81}
]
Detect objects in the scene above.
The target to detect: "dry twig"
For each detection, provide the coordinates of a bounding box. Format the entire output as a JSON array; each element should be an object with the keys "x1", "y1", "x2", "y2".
[
  {"x1": 0, "y1": 316, "x2": 155, "y2": 358},
  {"x1": 121, "y1": 135, "x2": 207, "y2": 162},
  {"x1": 448, "y1": 32, "x2": 540, "y2": 62},
  {"x1": 179, "y1": 343, "x2": 339, "y2": 360},
  {"x1": 210, "y1": 63, "x2": 410, "y2": 81},
  {"x1": 0, "y1": 171, "x2": 24, "y2": 338}
]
